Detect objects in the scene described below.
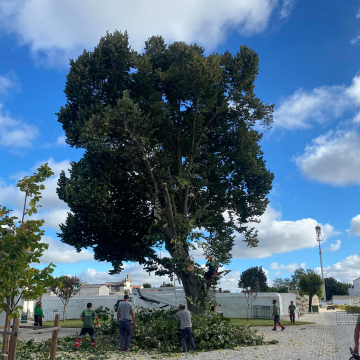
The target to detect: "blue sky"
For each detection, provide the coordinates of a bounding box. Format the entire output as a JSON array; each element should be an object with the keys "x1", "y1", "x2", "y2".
[{"x1": 1, "y1": 0, "x2": 360, "y2": 292}]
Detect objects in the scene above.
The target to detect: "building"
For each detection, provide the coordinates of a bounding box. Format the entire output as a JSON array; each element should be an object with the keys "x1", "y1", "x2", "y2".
[
  {"x1": 77, "y1": 284, "x2": 110, "y2": 296},
  {"x1": 105, "y1": 274, "x2": 133, "y2": 295},
  {"x1": 349, "y1": 277, "x2": 360, "y2": 296}
]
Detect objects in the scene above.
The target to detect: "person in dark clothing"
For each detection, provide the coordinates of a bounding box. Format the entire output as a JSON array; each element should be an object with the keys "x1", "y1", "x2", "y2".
[
  {"x1": 204, "y1": 257, "x2": 218, "y2": 288},
  {"x1": 74, "y1": 303, "x2": 99, "y2": 351},
  {"x1": 34, "y1": 302, "x2": 40, "y2": 326},
  {"x1": 272, "y1": 299, "x2": 285, "y2": 331}
]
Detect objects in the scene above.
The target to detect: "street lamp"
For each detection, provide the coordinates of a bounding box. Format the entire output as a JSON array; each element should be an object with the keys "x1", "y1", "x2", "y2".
[{"x1": 315, "y1": 225, "x2": 326, "y2": 303}]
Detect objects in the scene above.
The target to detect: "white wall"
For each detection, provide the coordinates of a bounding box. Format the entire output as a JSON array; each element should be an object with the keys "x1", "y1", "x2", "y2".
[
  {"x1": 280, "y1": 293, "x2": 297, "y2": 320},
  {"x1": 215, "y1": 293, "x2": 282, "y2": 319},
  {"x1": 78, "y1": 286, "x2": 110, "y2": 296},
  {"x1": 332, "y1": 298, "x2": 351, "y2": 305},
  {"x1": 354, "y1": 278, "x2": 360, "y2": 295},
  {"x1": 99, "y1": 286, "x2": 110, "y2": 296},
  {"x1": 42, "y1": 295, "x2": 121, "y2": 320}
]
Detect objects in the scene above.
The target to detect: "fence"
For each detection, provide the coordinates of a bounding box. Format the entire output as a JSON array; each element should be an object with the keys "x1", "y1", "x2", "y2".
[
  {"x1": 336, "y1": 312, "x2": 359, "y2": 325},
  {"x1": 45, "y1": 310, "x2": 64, "y2": 321},
  {"x1": 252, "y1": 305, "x2": 272, "y2": 319}
]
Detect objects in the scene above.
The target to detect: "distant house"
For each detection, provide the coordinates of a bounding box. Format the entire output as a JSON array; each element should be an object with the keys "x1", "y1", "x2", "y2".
[
  {"x1": 104, "y1": 274, "x2": 133, "y2": 295},
  {"x1": 77, "y1": 284, "x2": 110, "y2": 296},
  {"x1": 349, "y1": 277, "x2": 360, "y2": 296}
]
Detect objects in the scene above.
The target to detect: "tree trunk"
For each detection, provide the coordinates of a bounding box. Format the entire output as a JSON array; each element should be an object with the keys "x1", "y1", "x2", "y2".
[
  {"x1": 247, "y1": 304, "x2": 250, "y2": 320},
  {"x1": 178, "y1": 272, "x2": 204, "y2": 314},
  {"x1": 2, "y1": 308, "x2": 11, "y2": 359},
  {"x1": 63, "y1": 304, "x2": 66, "y2": 322},
  {"x1": 308, "y1": 295, "x2": 313, "y2": 313}
]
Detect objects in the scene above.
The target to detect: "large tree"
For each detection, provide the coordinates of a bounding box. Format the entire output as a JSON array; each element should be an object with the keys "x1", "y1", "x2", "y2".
[
  {"x1": 56, "y1": 31, "x2": 274, "y2": 312},
  {"x1": 324, "y1": 277, "x2": 351, "y2": 301},
  {"x1": 238, "y1": 266, "x2": 268, "y2": 291}
]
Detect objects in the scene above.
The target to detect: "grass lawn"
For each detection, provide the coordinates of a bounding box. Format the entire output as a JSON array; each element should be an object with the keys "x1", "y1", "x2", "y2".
[
  {"x1": 44, "y1": 318, "x2": 312, "y2": 328},
  {"x1": 230, "y1": 318, "x2": 312, "y2": 326},
  {"x1": 42, "y1": 319, "x2": 100, "y2": 328}
]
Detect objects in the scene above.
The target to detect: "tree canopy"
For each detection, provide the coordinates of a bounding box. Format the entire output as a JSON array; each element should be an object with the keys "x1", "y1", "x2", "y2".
[
  {"x1": 238, "y1": 266, "x2": 268, "y2": 291},
  {"x1": 324, "y1": 277, "x2": 351, "y2": 301},
  {"x1": 57, "y1": 31, "x2": 274, "y2": 311},
  {"x1": 299, "y1": 271, "x2": 323, "y2": 312}
]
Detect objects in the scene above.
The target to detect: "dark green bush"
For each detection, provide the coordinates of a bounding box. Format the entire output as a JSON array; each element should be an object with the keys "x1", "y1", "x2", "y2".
[{"x1": 335, "y1": 305, "x2": 360, "y2": 313}]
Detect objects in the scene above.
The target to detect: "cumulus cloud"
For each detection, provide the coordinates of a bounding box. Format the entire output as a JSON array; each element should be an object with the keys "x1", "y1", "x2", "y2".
[
  {"x1": 294, "y1": 130, "x2": 360, "y2": 186},
  {"x1": 78, "y1": 265, "x2": 172, "y2": 288},
  {"x1": 350, "y1": 215, "x2": 360, "y2": 235},
  {"x1": 274, "y1": 75, "x2": 360, "y2": 130},
  {"x1": 0, "y1": 158, "x2": 71, "y2": 230},
  {"x1": 40, "y1": 235, "x2": 94, "y2": 264},
  {"x1": 0, "y1": 104, "x2": 38, "y2": 149},
  {"x1": 325, "y1": 240, "x2": 341, "y2": 252},
  {"x1": 316, "y1": 253, "x2": 360, "y2": 284},
  {"x1": 269, "y1": 262, "x2": 299, "y2": 273},
  {"x1": 0, "y1": 0, "x2": 288, "y2": 67},
  {"x1": 0, "y1": 71, "x2": 21, "y2": 95},
  {"x1": 231, "y1": 206, "x2": 337, "y2": 258}
]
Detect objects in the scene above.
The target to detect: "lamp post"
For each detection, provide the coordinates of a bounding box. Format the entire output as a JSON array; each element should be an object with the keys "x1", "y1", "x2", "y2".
[{"x1": 315, "y1": 225, "x2": 327, "y2": 303}]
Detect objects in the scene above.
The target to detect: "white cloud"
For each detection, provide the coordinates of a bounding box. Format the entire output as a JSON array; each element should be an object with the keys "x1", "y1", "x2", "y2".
[
  {"x1": 231, "y1": 206, "x2": 337, "y2": 258},
  {"x1": 300, "y1": 262, "x2": 306, "y2": 269},
  {"x1": 316, "y1": 253, "x2": 360, "y2": 283},
  {"x1": 294, "y1": 130, "x2": 360, "y2": 186},
  {"x1": 0, "y1": 104, "x2": 38, "y2": 149},
  {"x1": 0, "y1": 0, "x2": 286, "y2": 67},
  {"x1": 279, "y1": 0, "x2": 295, "y2": 19},
  {"x1": 351, "y1": 35, "x2": 360, "y2": 45},
  {"x1": 78, "y1": 264, "x2": 172, "y2": 288},
  {"x1": 350, "y1": 215, "x2": 360, "y2": 235},
  {"x1": 0, "y1": 158, "x2": 71, "y2": 230},
  {"x1": 40, "y1": 235, "x2": 94, "y2": 264},
  {"x1": 0, "y1": 71, "x2": 21, "y2": 95},
  {"x1": 274, "y1": 75, "x2": 360, "y2": 130},
  {"x1": 325, "y1": 240, "x2": 341, "y2": 252},
  {"x1": 56, "y1": 135, "x2": 66, "y2": 147},
  {"x1": 270, "y1": 262, "x2": 298, "y2": 273}
]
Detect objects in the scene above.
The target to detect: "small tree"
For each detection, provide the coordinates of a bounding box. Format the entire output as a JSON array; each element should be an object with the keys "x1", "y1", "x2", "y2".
[
  {"x1": 51, "y1": 276, "x2": 82, "y2": 321},
  {"x1": 143, "y1": 283, "x2": 152, "y2": 288},
  {"x1": 242, "y1": 288, "x2": 258, "y2": 320},
  {"x1": 0, "y1": 164, "x2": 57, "y2": 358},
  {"x1": 299, "y1": 271, "x2": 323, "y2": 312},
  {"x1": 238, "y1": 267, "x2": 268, "y2": 291}
]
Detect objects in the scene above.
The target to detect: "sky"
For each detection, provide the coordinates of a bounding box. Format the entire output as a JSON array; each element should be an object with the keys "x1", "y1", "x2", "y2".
[{"x1": 1, "y1": 0, "x2": 360, "y2": 293}]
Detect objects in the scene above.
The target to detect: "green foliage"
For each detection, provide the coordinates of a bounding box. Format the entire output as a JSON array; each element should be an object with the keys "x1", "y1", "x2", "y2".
[
  {"x1": 267, "y1": 286, "x2": 289, "y2": 293},
  {"x1": 56, "y1": 31, "x2": 274, "y2": 309},
  {"x1": 51, "y1": 276, "x2": 83, "y2": 321},
  {"x1": 299, "y1": 271, "x2": 323, "y2": 312},
  {"x1": 143, "y1": 283, "x2": 152, "y2": 288},
  {"x1": 223, "y1": 290, "x2": 231, "y2": 293},
  {"x1": 335, "y1": 305, "x2": 360, "y2": 313},
  {"x1": 325, "y1": 277, "x2": 351, "y2": 301},
  {"x1": 238, "y1": 266, "x2": 268, "y2": 291},
  {"x1": 0, "y1": 163, "x2": 57, "y2": 319}
]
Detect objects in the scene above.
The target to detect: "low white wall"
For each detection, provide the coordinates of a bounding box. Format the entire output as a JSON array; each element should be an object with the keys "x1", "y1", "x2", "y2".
[
  {"x1": 333, "y1": 298, "x2": 351, "y2": 305},
  {"x1": 41, "y1": 295, "x2": 121, "y2": 320},
  {"x1": 215, "y1": 293, "x2": 282, "y2": 319}
]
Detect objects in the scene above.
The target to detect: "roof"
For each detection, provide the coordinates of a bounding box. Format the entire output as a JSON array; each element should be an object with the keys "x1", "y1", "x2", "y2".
[
  {"x1": 132, "y1": 286, "x2": 141, "y2": 289},
  {"x1": 104, "y1": 282, "x2": 125, "y2": 286}
]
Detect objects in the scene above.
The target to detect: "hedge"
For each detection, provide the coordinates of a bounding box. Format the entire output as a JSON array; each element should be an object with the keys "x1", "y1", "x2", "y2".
[{"x1": 335, "y1": 305, "x2": 360, "y2": 313}]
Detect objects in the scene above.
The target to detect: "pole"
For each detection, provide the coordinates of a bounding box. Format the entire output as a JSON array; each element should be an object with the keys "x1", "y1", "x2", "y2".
[
  {"x1": 8, "y1": 318, "x2": 20, "y2": 360},
  {"x1": 50, "y1": 314, "x2": 60, "y2": 360},
  {"x1": 316, "y1": 226, "x2": 327, "y2": 303},
  {"x1": 174, "y1": 276, "x2": 177, "y2": 306}
]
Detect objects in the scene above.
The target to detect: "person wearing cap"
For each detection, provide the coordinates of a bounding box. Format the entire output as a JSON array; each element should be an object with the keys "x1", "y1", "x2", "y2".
[
  {"x1": 204, "y1": 256, "x2": 218, "y2": 289},
  {"x1": 272, "y1": 299, "x2": 285, "y2": 331},
  {"x1": 177, "y1": 304, "x2": 196, "y2": 352}
]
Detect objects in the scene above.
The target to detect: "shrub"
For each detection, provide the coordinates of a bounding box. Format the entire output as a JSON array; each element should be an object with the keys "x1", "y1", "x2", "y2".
[{"x1": 335, "y1": 305, "x2": 360, "y2": 313}]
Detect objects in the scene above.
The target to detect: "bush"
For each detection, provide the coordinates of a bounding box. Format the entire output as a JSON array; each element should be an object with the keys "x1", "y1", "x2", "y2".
[{"x1": 335, "y1": 305, "x2": 360, "y2": 313}]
